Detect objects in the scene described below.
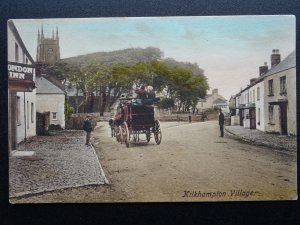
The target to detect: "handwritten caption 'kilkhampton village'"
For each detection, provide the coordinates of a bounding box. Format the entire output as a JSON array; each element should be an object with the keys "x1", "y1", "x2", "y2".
[{"x1": 182, "y1": 190, "x2": 260, "y2": 198}]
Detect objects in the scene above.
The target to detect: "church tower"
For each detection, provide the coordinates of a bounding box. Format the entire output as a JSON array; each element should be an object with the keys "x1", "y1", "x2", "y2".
[{"x1": 36, "y1": 26, "x2": 60, "y2": 65}]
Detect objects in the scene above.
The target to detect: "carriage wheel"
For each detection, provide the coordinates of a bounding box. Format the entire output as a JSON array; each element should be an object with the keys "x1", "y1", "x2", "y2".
[
  {"x1": 154, "y1": 120, "x2": 162, "y2": 145},
  {"x1": 146, "y1": 130, "x2": 151, "y2": 143},
  {"x1": 116, "y1": 126, "x2": 122, "y2": 143},
  {"x1": 122, "y1": 122, "x2": 130, "y2": 148}
]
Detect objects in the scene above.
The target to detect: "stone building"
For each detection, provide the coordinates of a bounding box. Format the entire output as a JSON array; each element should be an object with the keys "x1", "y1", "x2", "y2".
[
  {"x1": 197, "y1": 88, "x2": 229, "y2": 113},
  {"x1": 36, "y1": 26, "x2": 60, "y2": 65},
  {"x1": 8, "y1": 20, "x2": 36, "y2": 151}
]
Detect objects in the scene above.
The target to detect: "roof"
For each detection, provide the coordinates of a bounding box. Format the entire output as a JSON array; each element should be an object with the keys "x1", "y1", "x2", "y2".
[
  {"x1": 213, "y1": 98, "x2": 227, "y2": 104},
  {"x1": 36, "y1": 76, "x2": 65, "y2": 94},
  {"x1": 239, "y1": 50, "x2": 296, "y2": 94},
  {"x1": 261, "y1": 50, "x2": 296, "y2": 78}
]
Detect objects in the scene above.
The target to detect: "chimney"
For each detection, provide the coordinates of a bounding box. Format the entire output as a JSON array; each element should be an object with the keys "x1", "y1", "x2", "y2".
[
  {"x1": 212, "y1": 89, "x2": 218, "y2": 94},
  {"x1": 250, "y1": 78, "x2": 257, "y2": 85},
  {"x1": 271, "y1": 49, "x2": 281, "y2": 68},
  {"x1": 259, "y1": 62, "x2": 268, "y2": 76}
]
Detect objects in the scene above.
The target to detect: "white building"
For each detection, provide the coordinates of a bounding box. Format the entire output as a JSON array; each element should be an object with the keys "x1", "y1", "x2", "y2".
[
  {"x1": 252, "y1": 80, "x2": 265, "y2": 131},
  {"x1": 8, "y1": 20, "x2": 36, "y2": 150},
  {"x1": 230, "y1": 49, "x2": 296, "y2": 136},
  {"x1": 262, "y1": 50, "x2": 296, "y2": 135},
  {"x1": 36, "y1": 76, "x2": 65, "y2": 128}
]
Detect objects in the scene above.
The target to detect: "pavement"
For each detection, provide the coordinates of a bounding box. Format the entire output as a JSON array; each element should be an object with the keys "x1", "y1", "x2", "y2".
[
  {"x1": 225, "y1": 125, "x2": 297, "y2": 152},
  {"x1": 9, "y1": 130, "x2": 108, "y2": 199}
]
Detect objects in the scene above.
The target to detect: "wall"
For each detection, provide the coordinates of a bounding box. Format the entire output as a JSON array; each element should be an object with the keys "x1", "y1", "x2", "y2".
[
  {"x1": 36, "y1": 94, "x2": 65, "y2": 128},
  {"x1": 286, "y1": 68, "x2": 297, "y2": 135},
  {"x1": 264, "y1": 67, "x2": 296, "y2": 135},
  {"x1": 249, "y1": 81, "x2": 265, "y2": 131},
  {"x1": 16, "y1": 91, "x2": 36, "y2": 143}
]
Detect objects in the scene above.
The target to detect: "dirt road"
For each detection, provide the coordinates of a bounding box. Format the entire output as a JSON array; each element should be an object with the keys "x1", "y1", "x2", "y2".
[{"x1": 12, "y1": 120, "x2": 297, "y2": 203}]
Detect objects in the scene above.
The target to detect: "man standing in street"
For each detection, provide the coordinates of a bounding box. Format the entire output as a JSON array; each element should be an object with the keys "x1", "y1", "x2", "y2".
[
  {"x1": 219, "y1": 109, "x2": 225, "y2": 137},
  {"x1": 83, "y1": 114, "x2": 93, "y2": 145}
]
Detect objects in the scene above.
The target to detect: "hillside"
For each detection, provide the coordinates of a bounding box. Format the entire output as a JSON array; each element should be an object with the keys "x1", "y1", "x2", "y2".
[
  {"x1": 61, "y1": 47, "x2": 163, "y2": 66},
  {"x1": 61, "y1": 47, "x2": 205, "y2": 76}
]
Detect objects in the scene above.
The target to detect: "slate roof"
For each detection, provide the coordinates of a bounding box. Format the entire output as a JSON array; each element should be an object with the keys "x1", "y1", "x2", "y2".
[
  {"x1": 36, "y1": 76, "x2": 65, "y2": 94},
  {"x1": 213, "y1": 98, "x2": 227, "y2": 104},
  {"x1": 238, "y1": 50, "x2": 296, "y2": 94},
  {"x1": 259, "y1": 50, "x2": 296, "y2": 81}
]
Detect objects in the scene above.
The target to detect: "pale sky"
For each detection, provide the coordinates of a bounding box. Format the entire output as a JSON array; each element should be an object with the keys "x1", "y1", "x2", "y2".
[{"x1": 13, "y1": 16, "x2": 295, "y2": 100}]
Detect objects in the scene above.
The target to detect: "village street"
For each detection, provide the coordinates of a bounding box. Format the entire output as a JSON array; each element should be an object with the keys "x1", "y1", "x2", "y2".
[{"x1": 11, "y1": 120, "x2": 297, "y2": 203}]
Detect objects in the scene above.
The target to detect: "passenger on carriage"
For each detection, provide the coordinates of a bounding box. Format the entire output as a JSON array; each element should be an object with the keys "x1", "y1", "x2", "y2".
[
  {"x1": 135, "y1": 85, "x2": 147, "y2": 99},
  {"x1": 133, "y1": 85, "x2": 160, "y2": 106}
]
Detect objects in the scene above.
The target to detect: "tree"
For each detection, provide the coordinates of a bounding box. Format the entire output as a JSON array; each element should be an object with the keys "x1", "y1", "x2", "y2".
[
  {"x1": 158, "y1": 98, "x2": 174, "y2": 110},
  {"x1": 45, "y1": 47, "x2": 209, "y2": 115}
]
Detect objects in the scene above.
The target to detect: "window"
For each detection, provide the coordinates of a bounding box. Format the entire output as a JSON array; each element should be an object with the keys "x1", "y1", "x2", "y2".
[
  {"x1": 257, "y1": 108, "x2": 260, "y2": 125},
  {"x1": 17, "y1": 96, "x2": 21, "y2": 125},
  {"x1": 31, "y1": 103, "x2": 34, "y2": 123},
  {"x1": 22, "y1": 52, "x2": 25, "y2": 63},
  {"x1": 52, "y1": 112, "x2": 57, "y2": 120},
  {"x1": 257, "y1": 87, "x2": 260, "y2": 100},
  {"x1": 280, "y1": 76, "x2": 286, "y2": 94},
  {"x1": 253, "y1": 90, "x2": 255, "y2": 103},
  {"x1": 27, "y1": 101, "x2": 29, "y2": 129},
  {"x1": 250, "y1": 92, "x2": 252, "y2": 103},
  {"x1": 15, "y1": 43, "x2": 19, "y2": 62},
  {"x1": 269, "y1": 105, "x2": 274, "y2": 123},
  {"x1": 247, "y1": 93, "x2": 249, "y2": 104},
  {"x1": 268, "y1": 79, "x2": 274, "y2": 96}
]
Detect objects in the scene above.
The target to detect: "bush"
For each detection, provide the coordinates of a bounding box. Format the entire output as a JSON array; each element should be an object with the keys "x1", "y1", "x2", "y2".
[{"x1": 48, "y1": 124, "x2": 62, "y2": 130}]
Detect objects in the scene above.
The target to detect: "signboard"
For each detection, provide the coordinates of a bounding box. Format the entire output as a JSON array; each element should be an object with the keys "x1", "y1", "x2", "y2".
[{"x1": 8, "y1": 61, "x2": 34, "y2": 81}]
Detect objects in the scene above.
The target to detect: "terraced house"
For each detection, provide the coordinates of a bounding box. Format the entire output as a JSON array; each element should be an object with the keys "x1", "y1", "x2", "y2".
[{"x1": 230, "y1": 49, "x2": 296, "y2": 135}]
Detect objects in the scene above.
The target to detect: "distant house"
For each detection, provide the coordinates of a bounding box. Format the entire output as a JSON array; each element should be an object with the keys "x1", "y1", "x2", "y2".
[
  {"x1": 197, "y1": 88, "x2": 229, "y2": 113},
  {"x1": 35, "y1": 76, "x2": 65, "y2": 129}
]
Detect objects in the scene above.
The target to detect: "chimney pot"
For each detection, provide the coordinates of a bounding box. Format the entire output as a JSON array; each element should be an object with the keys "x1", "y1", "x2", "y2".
[
  {"x1": 271, "y1": 49, "x2": 281, "y2": 68},
  {"x1": 259, "y1": 62, "x2": 268, "y2": 76}
]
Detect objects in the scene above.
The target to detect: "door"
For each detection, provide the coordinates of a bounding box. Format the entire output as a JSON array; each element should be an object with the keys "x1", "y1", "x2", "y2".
[
  {"x1": 280, "y1": 103, "x2": 288, "y2": 135},
  {"x1": 239, "y1": 109, "x2": 244, "y2": 126},
  {"x1": 249, "y1": 108, "x2": 256, "y2": 129}
]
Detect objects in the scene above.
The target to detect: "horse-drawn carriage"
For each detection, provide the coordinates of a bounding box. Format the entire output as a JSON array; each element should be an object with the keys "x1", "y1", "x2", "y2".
[{"x1": 112, "y1": 98, "x2": 162, "y2": 147}]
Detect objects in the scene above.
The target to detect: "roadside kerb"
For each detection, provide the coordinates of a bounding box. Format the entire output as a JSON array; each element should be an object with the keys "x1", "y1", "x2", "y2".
[{"x1": 225, "y1": 127, "x2": 296, "y2": 153}]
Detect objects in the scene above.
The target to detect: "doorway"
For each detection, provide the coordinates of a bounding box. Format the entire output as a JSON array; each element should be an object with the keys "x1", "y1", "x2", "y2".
[
  {"x1": 280, "y1": 103, "x2": 288, "y2": 135},
  {"x1": 249, "y1": 108, "x2": 256, "y2": 129}
]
